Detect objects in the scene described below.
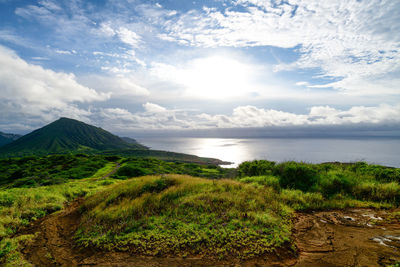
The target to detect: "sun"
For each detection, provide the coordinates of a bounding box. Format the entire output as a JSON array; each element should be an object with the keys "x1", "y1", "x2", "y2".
[{"x1": 179, "y1": 56, "x2": 254, "y2": 99}]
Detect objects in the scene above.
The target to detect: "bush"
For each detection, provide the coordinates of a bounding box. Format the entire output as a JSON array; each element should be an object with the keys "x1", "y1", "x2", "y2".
[
  {"x1": 238, "y1": 160, "x2": 276, "y2": 177},
  {"x1": 116, "y1": 164, "x2": 150, "y2": 178},
  {"x1": 318, "y1": 172, "x2": 357, "y2": 197},
  {"x1": 275, "y1": 162, "x2": 318, "y2": 191},
  {"x1": 352, "y1": 181, "x2": 400, "y2": 204}
]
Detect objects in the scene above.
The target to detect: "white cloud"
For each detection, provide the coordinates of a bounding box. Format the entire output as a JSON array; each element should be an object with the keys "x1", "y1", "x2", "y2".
[
  {"x1": 158, "y1": 0, "x2": 400, "y2": 96},
  {"x1": 117, "y1": 27, "x2": 141, "y2": 49},
  {"x1": 98, "y1": 22, "x2": 116, "y2": 37},
  {"x1": 0, "y1": 45, "x2": 109, "y2": 122},
  {"x1": 149, "y1": 55, "x2": 274, "y2": 99},
  {"x1": 295, "y1": 81, "x2": 310, "y2": 87},
  {"x1": 55, "y1": 49, "x2": 76, "y2": 55},
  {"x1": 78, "y1": 74, "x2": 150, "y2": 98},
  {"x1": 93, "y1": 102, "x2": 400, "y2": 131},
  {"x1": 143, "y1": 102, "x2": 167, "y2": 113}
]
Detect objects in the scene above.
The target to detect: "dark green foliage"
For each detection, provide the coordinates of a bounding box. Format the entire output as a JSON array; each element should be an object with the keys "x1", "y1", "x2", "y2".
[
  {"x1": 100, "y1": 149, "x2": 230, "y2": 166},
  {"x1": 238, "y1": 160, "x2": 276, "y2": 177},
  {"x1": 112, "y1": 157, "x2": 230, "y2": 179},
  {"x1": 0, "y1": 241, "x2": 12, "y2": 258},
  {"x1": 116, "y1": 165, "x2": 150, "y2": 178},
  {"x1": 275, "y1": 162, "x2": 318, "y2": 191},
  {"x1": 0, "y1": 154, "x2": 230, "y2": 188},
  {"x1": 0, "y1": 154, "x2": 109, "y2": 187},
  {"x1": 0, "y1": 117, "x2": 147, "y2": 157},
  {"x1": 240, "y1": 160, "x2": 400, "y2": 205},
  {"x1": 140, "y1": 177, "x2": 174, "y2": 194},
  {"x1": 318, "y1": 172, "x2": 357, "y2": 197},
  {"x1": 350, "y1": 162, "x2": 400, "y2": 182}
]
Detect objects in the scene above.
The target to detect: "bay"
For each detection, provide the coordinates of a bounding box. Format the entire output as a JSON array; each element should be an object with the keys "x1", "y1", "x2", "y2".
[{"x1": 136, "y1": 137, "x2": 400, "y2": 168}]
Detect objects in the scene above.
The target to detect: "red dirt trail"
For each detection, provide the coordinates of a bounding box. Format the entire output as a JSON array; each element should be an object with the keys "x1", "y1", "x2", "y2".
[{"x1": 19, "y1": 201, "x2": 400, "y2": 267}]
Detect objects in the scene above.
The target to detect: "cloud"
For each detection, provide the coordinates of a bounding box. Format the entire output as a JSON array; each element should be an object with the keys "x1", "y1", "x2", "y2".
[
  {"x1": 92, "y1": 102, "x2": 400, "y2": 132},
  {"x1": 149, "y1": 55, "x2": 274, "y2": 99},
  {"x1": 116, "y1": 27, "x2": 141, "y2": 49},
  {"x1": 143, "y1": 102, "x2": 167, "y2": 113},
  {"x1": 97, "y1": 103, "x2": 192, "y2": 130},
  {"x1": 78, "y1": 74, "x2": 150, "y2": 98},
  {"x1": 55, "y1": 49, "x2": 76, "y2": 55},
  {"x1": 0, "y1": 45, "x2": 109, "y2": 124},
  {"x1": 158, "y1": 0, "x2": 400, "y2": 96}
]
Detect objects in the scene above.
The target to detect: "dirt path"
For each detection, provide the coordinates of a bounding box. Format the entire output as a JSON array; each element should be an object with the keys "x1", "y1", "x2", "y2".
[
  {"x1": 99, "y1": 163, "x2": 120, "y2": 180},
  {"x1": 19, "y1": 202, "x2": 400, "y2": 266},
  {"x1": 20, "y1": 199, "x2": 88, "y2": 266}
]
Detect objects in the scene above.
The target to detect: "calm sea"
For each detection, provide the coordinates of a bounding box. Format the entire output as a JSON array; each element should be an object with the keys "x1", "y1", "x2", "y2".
[{"x1": 136, "y1": 137, "x2": 400, "y2": 168}]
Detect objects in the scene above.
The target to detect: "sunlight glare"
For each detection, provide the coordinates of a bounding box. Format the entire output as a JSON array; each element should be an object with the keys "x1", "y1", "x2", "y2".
[{"x1": 180, "y1": 56, "x2": 254, "y2": 99}]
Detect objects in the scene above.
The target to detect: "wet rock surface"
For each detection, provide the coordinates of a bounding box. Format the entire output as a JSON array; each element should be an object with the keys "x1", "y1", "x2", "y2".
[{"x1": 294, "y1": 209, "x2": 400, "y2": 267}]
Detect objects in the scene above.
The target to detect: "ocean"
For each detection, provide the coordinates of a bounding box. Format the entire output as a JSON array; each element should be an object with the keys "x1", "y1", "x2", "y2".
[{"x1": 136, "y1": 137, "x2": 400, "y2": 168}]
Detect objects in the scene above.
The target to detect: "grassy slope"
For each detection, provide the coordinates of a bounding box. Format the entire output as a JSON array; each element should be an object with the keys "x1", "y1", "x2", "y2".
[
  {"x1": 76, "y1": 175, "x2": 293, "y2": 259},
  {"x1": 0, "y1": 154, "x2": 110, "y2": 187},
  {"x1": 0, "y1": 164, "x2": 122, "y2": 266},
  {"x1": 0, "y1": 157, "x2": 399, "y2": 264},
  {"x1": 0, "y1": 118, "x2": 146, "y2": 157}
]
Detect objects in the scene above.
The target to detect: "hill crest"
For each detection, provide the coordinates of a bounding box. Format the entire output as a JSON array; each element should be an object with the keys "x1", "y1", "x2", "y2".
[{"x1": 0, "y1": 117, "x2": 146, "y2": 156}]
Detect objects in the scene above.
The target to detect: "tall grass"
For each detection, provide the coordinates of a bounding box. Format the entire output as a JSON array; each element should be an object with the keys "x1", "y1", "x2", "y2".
[
  {"x1": 0, "y1": 176, "x2": 121, "y2": 265},
  {"x1": 76, "y1": 175, "x2": 293, "y2": 259},
  {"x1": 238, "y1": 160, "x2": 400, "y2": 205}
]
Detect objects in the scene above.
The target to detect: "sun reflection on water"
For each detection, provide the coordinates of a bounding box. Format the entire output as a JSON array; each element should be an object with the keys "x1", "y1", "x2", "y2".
[{"x1": 182, "y1": 138, "x2": 253, "y2": 167}]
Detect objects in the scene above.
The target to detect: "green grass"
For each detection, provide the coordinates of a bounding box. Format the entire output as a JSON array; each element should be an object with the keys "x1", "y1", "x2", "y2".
[
  {"x1": 0, "y1": 154, "x2": 110, "y2": 188},
  {"x1": 76, "y1": 175, "x2": 294, "y2": 259},
  {"x1": 237, "y1": 160, "x2": 400, "y2": 205},
  {"x1": 111, "y1": 157, "x2": 231, "y2": 180},
  {"x1": 89, "y1": 162, "x2": 119, "y2": 179},
  {"x1": 1, "y1": 157, "x2": 399, "y2": 263},
  {"x1": 0, "y1": 176, "x2": 123, "y2": 265}
]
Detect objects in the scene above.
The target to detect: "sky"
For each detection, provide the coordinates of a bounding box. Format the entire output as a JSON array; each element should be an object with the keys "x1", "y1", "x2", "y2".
[{"x1": 0, "y1": 0, "x2": 400, "y2": 136}]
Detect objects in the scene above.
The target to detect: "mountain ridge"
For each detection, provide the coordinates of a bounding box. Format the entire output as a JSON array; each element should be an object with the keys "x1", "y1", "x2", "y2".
[
  {"x1": 0, "y1": 131, "x2": 21, "y2": 147},
  {"x1": 0, "y1": 117, "x2": 146, "y2": 156}
]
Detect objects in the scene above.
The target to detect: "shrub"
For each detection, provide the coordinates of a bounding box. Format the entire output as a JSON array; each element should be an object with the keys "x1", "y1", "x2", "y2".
[
  {"x1": 352, "y1": 181, "x2": 400, "y2": 204},
  {"x1": 115, "y1": 164, "x2": 150, "y2": 178},
  {"x1": 275, "y1": 162, "x2": 318, "y2": 191},
  {"x1": 238, "y1": 160, "x2": 276, "y2": 177},
  {"x1": 318, "y1": 171, "x2": 357, "y2": 197}
]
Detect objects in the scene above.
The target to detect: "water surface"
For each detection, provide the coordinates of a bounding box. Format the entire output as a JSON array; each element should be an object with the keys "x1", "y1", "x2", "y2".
[{"x1": 136, "y1": 137, "x2": 400, "y2": 168}]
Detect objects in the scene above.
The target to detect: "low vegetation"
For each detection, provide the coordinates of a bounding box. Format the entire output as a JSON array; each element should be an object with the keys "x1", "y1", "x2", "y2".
[
  {"x1": 0, "y1": 155, "x2": 399, "y2": 264},
  {"x1": 76, "y1": 175, "x2": 293, "y2": 259},
  {"x1": 237, "y1": 160, "x2": 400, "y2": 206},
  {"x1": 0, "y1": 154, "x2": 109, "y2": 187},
  {"x1": 112, "y1": 157, "x2": 233, "y2": 180}
]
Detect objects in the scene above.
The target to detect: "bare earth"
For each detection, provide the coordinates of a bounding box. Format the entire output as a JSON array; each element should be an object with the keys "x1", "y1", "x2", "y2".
[{"x1": 19, "y1": 200, "x2": 400, "y2": 267}]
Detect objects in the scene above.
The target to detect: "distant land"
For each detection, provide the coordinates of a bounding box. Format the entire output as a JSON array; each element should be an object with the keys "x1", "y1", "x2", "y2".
[
  {"x1": 0, "y1": 131, "x2": 21, "y2": 147},
  {"x1": 0, "y1": 117, "x2": 229, "y2": 165}
]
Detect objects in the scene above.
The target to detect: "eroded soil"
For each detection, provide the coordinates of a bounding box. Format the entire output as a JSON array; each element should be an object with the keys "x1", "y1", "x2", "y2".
[
  {"x1": 294, "y1": 209, "x2": 400, "y2": 266},
  {"x1": 19, "y1": 201, "x2": 400, "y2": 267}
]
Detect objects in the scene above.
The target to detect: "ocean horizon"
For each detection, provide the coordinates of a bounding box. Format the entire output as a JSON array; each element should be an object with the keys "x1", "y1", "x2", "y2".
[{"x1": 136, "y1": 136, "x2": 400, "y2": 168}]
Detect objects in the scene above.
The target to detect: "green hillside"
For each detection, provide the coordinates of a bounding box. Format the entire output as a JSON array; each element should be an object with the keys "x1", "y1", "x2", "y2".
[
  {"x1": 0, "y1": 132, "x2": 21, "y2": 147},
  {"x1": 0, "y1": 118, "x2": 146, "y2": 156}
]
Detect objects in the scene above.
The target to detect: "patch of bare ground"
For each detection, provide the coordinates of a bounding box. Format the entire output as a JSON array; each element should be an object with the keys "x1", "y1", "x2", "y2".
[
  {"x1": 18, "y1": 201, "x2": 400, "y2": 267},
  {"x1": 294, "y1": 209, "x2": 400, "y2": 267}
]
